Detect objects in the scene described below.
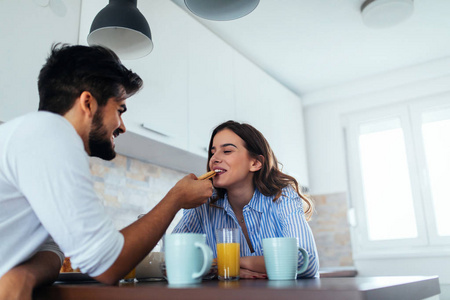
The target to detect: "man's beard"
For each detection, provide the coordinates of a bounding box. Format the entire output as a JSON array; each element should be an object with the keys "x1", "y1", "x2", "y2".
[{"x1": 88, "y1": 109, "x2": 116, "y2": 160}]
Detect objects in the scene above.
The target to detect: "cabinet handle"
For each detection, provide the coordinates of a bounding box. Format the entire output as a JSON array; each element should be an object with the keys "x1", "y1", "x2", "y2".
[{"x1": 141, "y1": 123, "x2": 170, "y2": 137}]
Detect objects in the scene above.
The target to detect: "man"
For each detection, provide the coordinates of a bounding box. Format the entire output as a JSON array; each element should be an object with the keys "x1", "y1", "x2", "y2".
[{"x1": 0, "y1": 44, "x2": 213, "y2": 298}]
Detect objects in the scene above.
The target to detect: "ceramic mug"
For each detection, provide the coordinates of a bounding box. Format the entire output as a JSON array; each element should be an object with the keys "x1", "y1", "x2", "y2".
[
  {"x1": 164, "y1": 233, "x2": 213, "y2": 285},
  {"x1": 262, "y1": 237, "x2": 309, "y2": 280}
]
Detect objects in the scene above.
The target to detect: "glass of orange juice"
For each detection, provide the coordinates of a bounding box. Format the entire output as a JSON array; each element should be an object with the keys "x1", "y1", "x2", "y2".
[
  {"x1": 215, "y1": 228, "x2": 240, "y2": 281},
  {"x1": 120, "y1": 268, "x2": 136, "y2": 283}
]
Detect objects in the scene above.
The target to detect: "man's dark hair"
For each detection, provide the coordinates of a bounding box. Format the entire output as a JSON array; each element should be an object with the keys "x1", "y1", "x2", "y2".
[{"x1": 38, "y1": 43, "x2": 143, "y2": 115}]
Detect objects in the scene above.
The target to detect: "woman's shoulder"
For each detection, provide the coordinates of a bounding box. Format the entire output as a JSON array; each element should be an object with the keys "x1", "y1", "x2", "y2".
[
  {"x1": 270, "y1": 186, "x2": 302, "y2": 209},
  {"x1": 278, "y1": 185, "x2": 301, "y2": 201}
]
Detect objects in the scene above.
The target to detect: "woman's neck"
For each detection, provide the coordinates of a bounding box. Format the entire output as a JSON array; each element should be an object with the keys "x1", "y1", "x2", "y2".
[{"x1": 227, "y1": 184, "x2": 255, "y2": 211}]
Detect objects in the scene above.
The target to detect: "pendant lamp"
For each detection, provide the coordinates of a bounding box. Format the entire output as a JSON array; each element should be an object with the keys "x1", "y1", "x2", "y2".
[
  {"x1": 184, "y1": 0, "x2": 259, "y2": 21},
  {"x1": 361, "y1": 0, "x2": 414, "y2": 29},
  {"x1": 87, "y1": 0, "x2": 153, "y2": 60}
]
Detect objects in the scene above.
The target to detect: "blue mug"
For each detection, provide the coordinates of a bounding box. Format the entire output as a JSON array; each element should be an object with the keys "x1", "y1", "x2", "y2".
[
  {"x1": 164, "y1": 233, "x2": 213, "y2": 285},
  {"x1": 263, "y1": 237, "x2": 309, "y2": 280}
]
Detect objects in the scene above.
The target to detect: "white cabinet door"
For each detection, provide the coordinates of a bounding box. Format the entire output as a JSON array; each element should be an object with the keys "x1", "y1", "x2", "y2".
[
  {"x1": 269, "y1": 89, "x2": 309, "y2": 188},
  {"x1": 187, "y1": 19, "x2": 235, "y2": 158},
  {"x1": 120, "y1": 0, "x2": 190, "y2": 150},
  {"x1": 234, "y1": 53, "x2": 277, "y2": 149},
  {"x1": 79, "y1": 0, "x2": 190, "y2": 150},
  {"x1": 233, "y1": 52, "x2": 309, "y2": 187}
]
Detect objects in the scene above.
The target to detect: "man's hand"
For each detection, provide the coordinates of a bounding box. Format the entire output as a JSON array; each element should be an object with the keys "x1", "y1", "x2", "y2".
[
  {"x1": 0, "y1": 251, "x2": 61, "y2": 300},
  {"x1": 168, "y1": 174, "x2": 213, "y2": 210}
]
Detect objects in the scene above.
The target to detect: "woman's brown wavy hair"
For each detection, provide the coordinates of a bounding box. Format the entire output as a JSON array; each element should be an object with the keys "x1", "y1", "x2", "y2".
[{"x1": 207, "y1": 120, "x2": 313, "y2": 220}]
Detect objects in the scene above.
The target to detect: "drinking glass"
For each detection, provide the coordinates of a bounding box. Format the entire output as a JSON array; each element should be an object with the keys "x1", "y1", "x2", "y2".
[{"x1": 215, "y1": 228, "x2": 240, "y2": 281}]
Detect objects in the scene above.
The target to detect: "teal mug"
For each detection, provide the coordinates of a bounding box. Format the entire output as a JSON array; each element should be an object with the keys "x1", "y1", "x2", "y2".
[
  {"x1": 164, "y1": 233, "x2": 213, "y2": 285},
  {"x1": 262, "y1": 237, "x2": 309, "y2": 280}
]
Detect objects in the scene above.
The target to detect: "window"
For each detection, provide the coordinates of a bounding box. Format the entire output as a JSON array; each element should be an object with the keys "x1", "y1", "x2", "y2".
[
  {"x1": 421, "y1": 109, "x2": 450, "y2": 237},
  {"x1": 343, "y1": 95, "x2": 450, "y2": 256},
  {"x1": 359, "y1": 118, "x2": 417, "y2": 241}
]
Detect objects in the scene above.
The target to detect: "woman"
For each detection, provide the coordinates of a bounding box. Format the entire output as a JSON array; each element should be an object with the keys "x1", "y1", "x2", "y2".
[{"x1": 173, "y1": 120, "x2": 319, "y2": 278}]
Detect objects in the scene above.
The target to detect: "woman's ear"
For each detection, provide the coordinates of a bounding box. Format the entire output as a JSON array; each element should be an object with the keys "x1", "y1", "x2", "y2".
[{"x1": 250, "y1": 155, "x2": 264, "y2": 172}]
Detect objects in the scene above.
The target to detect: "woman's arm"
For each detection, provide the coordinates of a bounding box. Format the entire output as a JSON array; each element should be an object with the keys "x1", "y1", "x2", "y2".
[
  {"x1": 171, "y1": 206, "x2": 203, "y2": 234},
  {"x1": 239, "y1": 256, "x2": 267, "y2": 279},
  {"x1": 0, "y1": 251, "x2": 61, "y2": 300},
  {"x1": 240, "y1": 256, "x2": 265, "y2": 273},
  {"x1": 278, "y1": 192, "x2": 320, "y2": 278}
]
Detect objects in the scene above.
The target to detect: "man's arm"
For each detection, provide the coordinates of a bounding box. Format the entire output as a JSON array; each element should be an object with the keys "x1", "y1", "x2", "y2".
[
  {"x1": 0, "y1": 251, "x2": 61, "y2": 300},
  {"x1": 94, "y1": 174, "x2": 213, "y2": 284}
]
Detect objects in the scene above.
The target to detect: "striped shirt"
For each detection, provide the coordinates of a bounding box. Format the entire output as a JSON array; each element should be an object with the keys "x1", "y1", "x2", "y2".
[{"x1": 172, "y1": 186, "x2": 319, "y2": 278}]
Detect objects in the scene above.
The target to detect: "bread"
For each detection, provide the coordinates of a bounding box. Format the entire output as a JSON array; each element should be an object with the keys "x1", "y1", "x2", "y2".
[
  {"x1": 198, "y1": 170, "x2": 216, "y2": 180},
  {"x1": 60, "y1": 257, "x2": 80, "y2": 273}
]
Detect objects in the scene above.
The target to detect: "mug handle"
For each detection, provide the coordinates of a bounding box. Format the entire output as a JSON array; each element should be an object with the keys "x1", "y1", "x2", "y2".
[
  {"x1": 297, "y1": 247, "x2": 310, "y2": 275},
  {"x1": 192, "y1": 242, "x2": 213, "y2": 279}
]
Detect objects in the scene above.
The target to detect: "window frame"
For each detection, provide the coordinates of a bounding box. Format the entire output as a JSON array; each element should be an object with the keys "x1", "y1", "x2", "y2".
[
  {"x1": 342, "y1": 94, "x2": 450, "y2": 258},
  {"x1": 409, "y1": 95, "x2": 450, "y2": 246}
]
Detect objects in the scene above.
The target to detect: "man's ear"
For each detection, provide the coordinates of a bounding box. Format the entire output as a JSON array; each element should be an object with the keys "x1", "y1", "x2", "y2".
[
  {"x1": 250, "y1": 155, "x2": 264, "y2": 172},
  {"x1": 79, "y1": 91, "x2": 97, "y2": 117}
]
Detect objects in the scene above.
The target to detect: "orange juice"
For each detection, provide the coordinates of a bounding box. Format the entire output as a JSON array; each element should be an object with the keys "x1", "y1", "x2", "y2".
[
  {"x1": 217, "y1": 243, "x2": 240, "y2": 278},
  {"x1": 122, "y1": 268, "x2": 136, "y2": 282}
]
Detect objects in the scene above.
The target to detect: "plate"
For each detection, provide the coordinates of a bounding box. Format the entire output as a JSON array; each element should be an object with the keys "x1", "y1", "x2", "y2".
[{"x1": 57, "y1": 272, "x2": 96, "y2": 282}]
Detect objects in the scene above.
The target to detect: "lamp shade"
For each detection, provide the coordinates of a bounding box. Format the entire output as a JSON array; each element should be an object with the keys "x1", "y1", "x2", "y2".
[
  {"x1": 87, "y1": 0, "x2": 153, "y2": 60},
  {"x1": 184, "y1": 0, "x2": 259, "y2": 21},
  {"x1": 361, "y1": 0, "x2": 414, "y2": 29}
]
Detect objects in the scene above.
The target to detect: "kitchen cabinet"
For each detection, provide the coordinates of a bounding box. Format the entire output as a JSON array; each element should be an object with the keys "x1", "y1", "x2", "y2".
[
  {"x1": 78, "y1": 0, "x2": 205, "y2": 174},
  {"x1": 234, "y1": 53, "x2": 276, "y2": 142},
  {"x1": 187, "y1": 16, "x2": 236, "y2": 158},
  {"x1": 233, "y1": 53, "x2": 309, "y2": 187},
  {"x1": 269, "y1": 87, "x2": 309, "y2": 187},
  {"x1": 116, "y1": 0, "x2": 190, "y2": 151}
]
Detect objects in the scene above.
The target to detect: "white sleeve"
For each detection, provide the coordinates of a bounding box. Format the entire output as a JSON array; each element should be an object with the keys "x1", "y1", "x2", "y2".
[{"x1": 6, "y1": 114, "x2": 124, "y2": 277}]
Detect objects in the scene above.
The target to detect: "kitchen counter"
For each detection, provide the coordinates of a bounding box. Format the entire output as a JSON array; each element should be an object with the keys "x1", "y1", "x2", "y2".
[{"x1": 33, "y1": 275, "x2": 440, "y2": 300}]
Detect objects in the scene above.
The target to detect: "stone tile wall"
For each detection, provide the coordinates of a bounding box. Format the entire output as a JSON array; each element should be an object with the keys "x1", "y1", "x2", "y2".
[
  {"x1": 89, "y1": 154, "x2": 187, "y2": 234},
  {"x1": 308, "y1": 192, "x2": 354, "y2": 267}
]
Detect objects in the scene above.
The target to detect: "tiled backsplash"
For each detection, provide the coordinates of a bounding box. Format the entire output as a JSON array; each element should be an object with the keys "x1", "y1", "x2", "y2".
[
  {"x1": 90, "y1": 154, "x2": 354, "y2": 268},
  {"x1": 89, "y1": 154, "x2": 187, "y2": 233},
  {"x1": 308, "y1": 192, "x2": 354, "y2": 267}
]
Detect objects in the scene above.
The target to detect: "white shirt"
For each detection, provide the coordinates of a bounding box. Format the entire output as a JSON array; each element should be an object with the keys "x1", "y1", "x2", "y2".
[{"x1": 0, "y1": 112, "x2": 124, "y2": 278}]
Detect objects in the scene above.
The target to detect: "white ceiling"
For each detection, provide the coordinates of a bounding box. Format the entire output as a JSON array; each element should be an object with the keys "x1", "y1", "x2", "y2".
[{"x1": 171, "y1": 0, "x2": 450, "y2": 105}]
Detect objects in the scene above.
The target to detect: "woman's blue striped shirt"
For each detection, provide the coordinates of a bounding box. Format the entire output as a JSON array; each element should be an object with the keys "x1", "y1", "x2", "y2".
[{"x1": 172, "y1": 186, "x2": 319, "y2": 278}]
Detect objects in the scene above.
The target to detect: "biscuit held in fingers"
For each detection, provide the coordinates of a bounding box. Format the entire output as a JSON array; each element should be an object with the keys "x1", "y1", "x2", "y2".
[{"x1": 197, "y1": 170, "x2": 216, "y2": 180}]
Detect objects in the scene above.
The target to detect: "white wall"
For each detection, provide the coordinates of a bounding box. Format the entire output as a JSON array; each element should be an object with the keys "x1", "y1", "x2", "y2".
[
  {"x1": 303, "y1": 57, "x2": 450, "y2": 292},
  {"x1": 0, "y1": 0, "x2": 81, "y2": 122},
  {"x1": 303, "y1": 57, "x2": 450, "y2": 195}
]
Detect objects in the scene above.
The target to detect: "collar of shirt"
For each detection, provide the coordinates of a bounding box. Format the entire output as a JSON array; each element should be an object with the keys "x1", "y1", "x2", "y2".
[{"x1": 213, "y1": 188, "x2": 270, "y2": 219}]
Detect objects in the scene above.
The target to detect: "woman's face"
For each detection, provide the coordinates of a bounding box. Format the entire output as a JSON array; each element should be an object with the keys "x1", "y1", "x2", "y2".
[{"x1": 209, "y1": 129, "x2": 260, "y2": 190}]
